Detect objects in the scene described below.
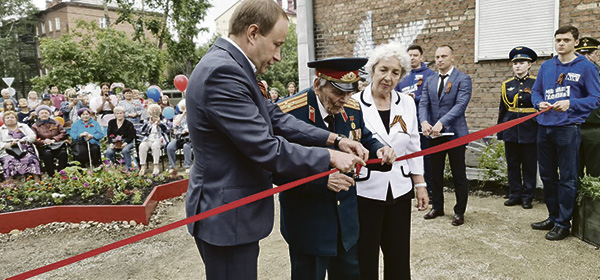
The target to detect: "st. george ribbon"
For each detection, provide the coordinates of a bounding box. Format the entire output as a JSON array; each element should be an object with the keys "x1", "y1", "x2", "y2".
[{"x1": 7, "y1": 108, "x2": 551, "y2": 280}]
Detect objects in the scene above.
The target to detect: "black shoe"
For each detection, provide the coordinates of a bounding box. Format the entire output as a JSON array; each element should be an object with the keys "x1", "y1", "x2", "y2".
[
  {"x1": 545, "y1": 226, "x2": 570, "y2": 241},
  {"x1": 504, "y1": 198, "x2": 521, "y2": 206},
  {"x1": 424, "y1": 209, "x2": 445, "y2": 220},
  {"x1": 522, "y1": 201, "x2": 533, "y2": 209},
  {"x1": 531, "y1": 218, "x2": 554, "y2": 230},
  {"x1": 451, "y1": 214, "x2": 464, "y2": 226}
]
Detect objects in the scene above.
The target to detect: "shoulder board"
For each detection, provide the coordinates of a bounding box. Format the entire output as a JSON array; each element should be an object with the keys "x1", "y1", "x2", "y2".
[
  {"x1": 529, "y1": 75, "x2": 537, "y2": 80},
  {"x1": 344, "y1": 98, "x2": 361, "y2": 111},
  {"x1": 502, "y1": 77, "x2": 515, "y2": 85},
  {"x1": 278, "y1": 92, "x2": 308, "y2": 113}
]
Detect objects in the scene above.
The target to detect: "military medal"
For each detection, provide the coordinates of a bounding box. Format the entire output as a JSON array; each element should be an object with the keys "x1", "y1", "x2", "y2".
[
  {"x1": 309, "y1": 106, "x2": 315, "y2": 123},
  {"x1": 341, "y1": 110, "x2": 348, "y2": 122},
  {"x1": 351, "y1": 122, "x2": 356, "y2": 129}
]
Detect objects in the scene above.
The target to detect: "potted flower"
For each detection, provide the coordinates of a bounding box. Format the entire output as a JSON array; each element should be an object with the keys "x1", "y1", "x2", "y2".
[
  {"x1": 573, "y1": 175, "x2": 600, "y2": 247},
  {"x1": 109, "y1": 134, "x2": 123, "y2": 149}
]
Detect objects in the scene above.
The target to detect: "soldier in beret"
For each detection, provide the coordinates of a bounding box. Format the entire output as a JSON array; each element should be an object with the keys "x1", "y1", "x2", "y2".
[
  {"x1": 498, "y1": 46, "x2": 539, "y2": 209},
  {"x1": 576, "y1": 37, "x2": 600, "y2": 177},
  {"x1": 275, "y1": 57, "x2": 396, "y2": 280}
]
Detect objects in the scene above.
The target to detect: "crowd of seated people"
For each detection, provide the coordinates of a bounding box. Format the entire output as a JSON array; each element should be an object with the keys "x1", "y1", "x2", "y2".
[{"x1": 0, "y1": 85, "x2": 193, "y2": 182}]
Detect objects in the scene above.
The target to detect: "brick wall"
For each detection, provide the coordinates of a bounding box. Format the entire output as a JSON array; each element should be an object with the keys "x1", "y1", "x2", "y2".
[{"x1": 313, "y1": 0, "x2": 600, "y2": 130}]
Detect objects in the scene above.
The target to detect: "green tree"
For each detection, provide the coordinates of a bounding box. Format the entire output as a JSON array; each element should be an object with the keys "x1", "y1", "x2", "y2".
[
  {"x1": 31, "y1": 20, "x2": 164, "y2": 91},
  {"x1": 112, "y1": 0, "x2": 211, "y2": 77},
  {"x1": 0, "y1": 0, "x2": 38, "y2": 98},
  {"x1": 257, "y1": 22, "x2": 299, "y2": 98}
]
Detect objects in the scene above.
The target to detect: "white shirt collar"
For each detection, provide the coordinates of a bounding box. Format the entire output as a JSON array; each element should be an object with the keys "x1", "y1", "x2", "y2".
[
  {"x1": 223, "y1": 36, "x2": 257, "y2": 74},
  {"x1": 315, "y1": 91, "x2": 331, "y2": 124},
  {"x1": 438, "y1": 66, "x2": 454, "y2": 77}
]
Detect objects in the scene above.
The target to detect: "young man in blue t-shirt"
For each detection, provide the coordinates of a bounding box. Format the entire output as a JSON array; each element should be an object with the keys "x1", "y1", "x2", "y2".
[{"x1": 530, "y1": 25, "x2": 600, "y2": 241}]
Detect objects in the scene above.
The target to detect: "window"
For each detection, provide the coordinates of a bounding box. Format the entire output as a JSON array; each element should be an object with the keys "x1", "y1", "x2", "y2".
[
  {"x1": 35, "y1": 26, "x2": 39, "y2": 36},
  {"x1": 55, "y1": 17, "x2": 60, "y2": 31},
  {"x1": 48, "y1": 20, "x2": 53, "y2": 32},
  {"x1": 474, "y1": 0, "x2": 559, "y2": 62},
  {"x1": 99, "y1": 18, "x2": 107, "y2": 29},
  {"x1": 41, "y1": 22, "x2": 46, "y2": 34}
]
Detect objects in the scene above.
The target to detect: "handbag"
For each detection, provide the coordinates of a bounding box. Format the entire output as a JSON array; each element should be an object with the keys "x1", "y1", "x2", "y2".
[
  {"x1": 48, "y1": 140, "x2": 67, "y2": 151},
  {"x1": 70, "y1": 140, "x2": 88, "y2": 158},
  {"x1": 6, "y1": 144, "x2": 26, "y2": 159}
]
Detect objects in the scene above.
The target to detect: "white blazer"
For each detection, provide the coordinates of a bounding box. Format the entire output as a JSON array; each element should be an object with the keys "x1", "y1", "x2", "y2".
[{"x1": 353, "y1": 86, "x2": 423, "y2": 201}]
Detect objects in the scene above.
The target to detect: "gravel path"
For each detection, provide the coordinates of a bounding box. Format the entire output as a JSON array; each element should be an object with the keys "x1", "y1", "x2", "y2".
[{"x1": 1, "y1": 192, "x2": 599, "y2": 279}]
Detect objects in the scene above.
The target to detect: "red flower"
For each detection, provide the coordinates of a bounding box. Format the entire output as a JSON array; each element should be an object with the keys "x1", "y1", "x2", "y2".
[
  {"x1": 85, "y1": 125, "x2": 89, "y2": 128},
  {"x1": 110, "y1": 134, "x2": 115, "y2": 138}
]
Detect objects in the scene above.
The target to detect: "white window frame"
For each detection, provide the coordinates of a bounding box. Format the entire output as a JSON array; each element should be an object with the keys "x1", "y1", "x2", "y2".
[
  {"x1": 35, "y1": 26, "x2": 39, "y2": 36},
  {"x1": 41, "y1": 22, "x2": 46, "y2": 34},
  {"x1": 55, "y1": 17, "x2": 60, "y2": 31},
  {"x1": 48, "y1": 20, "x2": 53, "y2": 32},
  {"x1": 474, "y1": 0, "x2": 559, "y2": 62}
]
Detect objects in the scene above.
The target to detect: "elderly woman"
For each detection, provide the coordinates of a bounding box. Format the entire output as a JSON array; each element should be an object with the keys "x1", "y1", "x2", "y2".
[
  {"x1": 0, "y1": 111, "x2": 41, "y2": 181},
  {"x1": 138, "y1": 104, "x2": 169, "y2": 176},
  {"x1": 31, "y1": 105, "x2": 68, "y2": 176},
  {"x1": 166, "y1": 100, "x2": 192, "y2": 174},
  {"x1": 352, "y1": 42, "x2": 429, "y2": 279},
  {"x1": 70, "y1": 108, "x2": 104, "y2": 167},
  {"x1": 105, "y1": 106, "x2": 137, "y2": 169},
  {"x1": 27, "y1": 91, "x2": 40, "y2": 111},
  {"x1": 95, "y1": 82, "x2": 117, "y2": 129},
  {"x1": 117, "y1": 88, "x2": 143, "y2": 124}
]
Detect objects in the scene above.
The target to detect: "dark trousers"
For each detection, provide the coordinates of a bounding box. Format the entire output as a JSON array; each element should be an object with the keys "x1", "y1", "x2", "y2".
[
  {"x1": 194, "y1": 237, "x2": 260, "y2": 280},
  {"x1": 420, "y1": 135, "x2": 433, "y2": 194},
  {"x1": 357, "y1": 196, "x2": 411, "y2": 280},
  {"x1": 505, "y1": 142, "x2": 537, "y2": 203},
  {"x1": 429, "y1": 138, "x2": 468, "y2": 214},
  {"x1": 579, "y1": 125, "x2": 600, "y2": 177},
  {"x1": 38, "y1": 147, "x2": 68, "y2": 176},
  {"x1": 537, "y1": 125, "x2": 580, "y2": 229},
  {"x1": 74, "y1": 143, "x2": 102, "y2": 168},
  {"x1": 288, "y1": 243, "x2": 359, "y2": 280}
]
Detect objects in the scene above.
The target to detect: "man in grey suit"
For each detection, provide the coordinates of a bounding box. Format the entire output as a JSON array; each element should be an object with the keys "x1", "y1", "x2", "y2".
[
  {"x1": 419, "y1": 45, "x2": 472, "y2": 226},
  {"x1": 185, "y1": 0, "x2": 368, "y2": 279}
]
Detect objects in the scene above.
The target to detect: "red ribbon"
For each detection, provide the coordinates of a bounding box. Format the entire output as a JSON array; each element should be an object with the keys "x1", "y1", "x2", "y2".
[{"x1": 7, "y1": 108, "x2": 549, "y2": 280}]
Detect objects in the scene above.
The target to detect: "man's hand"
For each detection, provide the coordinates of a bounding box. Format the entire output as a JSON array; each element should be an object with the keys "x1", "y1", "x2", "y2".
[
  {"x1": 431, "y1": 121, "x2": 444, "y2": 137},
  {"x1": 376, "y1": 146, "x2": 397, "y2": 164},
  {"x1": 552, "y1": 100, "x2": 570, "y2": 112},
  {"x1": 407, "y1": 92, "x2": 416, "y2": 99},
  {"x1": 329, "y1": 149, "x2": 365, "y2": 173},
  {"x1": 421, "y1": 121, "x2": 432, "y2": 137},
  {"x1": 327, "y1": 171, "x2": 354, "y2": 192},
  {"x1": 338, "y1": 138, "x2": 369, "y2": 162},
  {"x1": 415, "y1": 186, "x2": 429, "y2": 211},
  {"x1": 538, "y1": 101, "x2": 552, "y2": 110}
]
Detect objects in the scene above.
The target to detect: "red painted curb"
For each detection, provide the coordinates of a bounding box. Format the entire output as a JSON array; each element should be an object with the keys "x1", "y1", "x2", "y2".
[{"x1": 0, "y1": 179, "x2": 188, "y2": 234}]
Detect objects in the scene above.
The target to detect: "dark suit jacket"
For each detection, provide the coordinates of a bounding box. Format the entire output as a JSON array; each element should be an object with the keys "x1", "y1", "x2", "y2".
[
  {"x1": 419, "y1": 67, "x2": 472, "y2": 138},
  {"x1": 185, "y1": 38, "x2": 332, "y2": 246},
  {"x1": 274, "y1": 89, "x2": 383, "y2": 256}
]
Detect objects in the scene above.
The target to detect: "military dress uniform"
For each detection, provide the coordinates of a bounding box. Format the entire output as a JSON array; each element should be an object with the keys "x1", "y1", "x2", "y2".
[
  {"x1": 274, "y1": 58, "x2": 384, "y2": 280},
  {"x1": 576, "y1": 37, "x2": 600, "y2": 177},
  {"x1": 498, "y1": 46, "x2": 539, "y2": 208}
]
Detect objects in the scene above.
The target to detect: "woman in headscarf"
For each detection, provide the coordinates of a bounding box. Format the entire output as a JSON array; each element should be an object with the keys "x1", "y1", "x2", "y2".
[{"x1": 69, "y1": 108, "x2": 105, "y2": 167}]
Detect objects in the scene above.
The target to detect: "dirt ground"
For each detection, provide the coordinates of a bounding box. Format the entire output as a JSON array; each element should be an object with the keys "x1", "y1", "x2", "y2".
[{"x1": 1, "y1": 192, "x2": 599, "y2": 279}]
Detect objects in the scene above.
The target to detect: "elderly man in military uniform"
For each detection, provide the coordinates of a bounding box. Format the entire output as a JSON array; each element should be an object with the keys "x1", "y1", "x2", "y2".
[
  {"x1": 497, "y1": 46, "x2": 539, "y2": 209},
  {"x1": 275, "y1": 57, "x2": 396, "y2": 280},
  {"x1": 577, "y1": 37, "x2": 600, "y2": 177}
]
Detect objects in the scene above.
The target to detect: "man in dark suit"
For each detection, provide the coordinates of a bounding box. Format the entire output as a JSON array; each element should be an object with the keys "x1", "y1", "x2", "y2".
[
  {"x1": 185, "y1": 1, "x2": 368, "y2": 279},
  {"x1": 419, "y1": 45, "x2": 472, "y2": 226},
  {"x1": 275, "y1": 57, "x2": 396, "y2": 280}
]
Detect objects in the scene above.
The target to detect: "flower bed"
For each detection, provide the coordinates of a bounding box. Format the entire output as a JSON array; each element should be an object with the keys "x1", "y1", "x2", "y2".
[{"x1": 0, "y1": 161, "x2": 188, "y2": 233}]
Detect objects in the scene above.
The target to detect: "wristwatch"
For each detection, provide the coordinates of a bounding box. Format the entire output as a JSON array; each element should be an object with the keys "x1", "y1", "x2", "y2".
[{"x1": 334, "y1": 134, "x2": 347, "y2": 150}]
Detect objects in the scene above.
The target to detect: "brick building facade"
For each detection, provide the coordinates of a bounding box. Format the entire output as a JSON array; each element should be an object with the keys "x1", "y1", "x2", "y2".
[{"x1": 309, "y1": 0, "x2": 600, "y2": 130}]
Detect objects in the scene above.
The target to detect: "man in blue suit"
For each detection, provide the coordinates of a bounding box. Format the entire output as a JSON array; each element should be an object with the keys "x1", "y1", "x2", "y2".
[
  {"x1": 275, "y1": 57, "x2": 396, "y2": 280},
  {"x1": 185, "y1": 1, "x2": 368, "y2": 279},
  {"x1": 419, "y1": 45, "x2": 472, "y2": 226}
]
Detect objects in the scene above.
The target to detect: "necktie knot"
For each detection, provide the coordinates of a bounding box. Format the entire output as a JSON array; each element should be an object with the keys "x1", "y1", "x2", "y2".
[
  {"x1": 324, "y1": 115, "x2": 335, "y2": 132},
  {"x1": 437, "y1": 74, "x2": 449, "y2": 99}
]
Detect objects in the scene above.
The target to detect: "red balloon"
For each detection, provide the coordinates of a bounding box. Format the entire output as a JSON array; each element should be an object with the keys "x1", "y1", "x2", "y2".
[
  {"x1": 0, "y1": 119, "x2": 3, "y2": 127},
  {"x1": 174, "y1": 75, "x2": 189, "y2": 92}
]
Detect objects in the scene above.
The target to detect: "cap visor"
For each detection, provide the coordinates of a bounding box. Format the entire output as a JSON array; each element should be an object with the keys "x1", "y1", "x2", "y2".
[{"x1": 330, "y1": 81, "x2": 358, "y2": 93}]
